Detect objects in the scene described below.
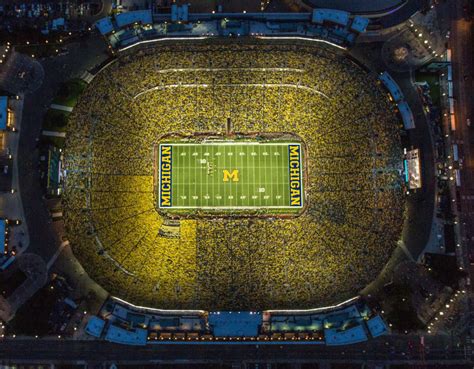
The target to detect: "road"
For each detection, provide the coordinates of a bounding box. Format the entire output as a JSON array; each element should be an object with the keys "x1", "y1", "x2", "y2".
[
  {"x1": 450, "y1": 1, "x2": 474, "y2": 286},
  {"x1": 0, "y1": 335, "x2": 471, "y2": 365},
  {"x1": 16, "y1": 36, "x2": 109, "y2": 263}
]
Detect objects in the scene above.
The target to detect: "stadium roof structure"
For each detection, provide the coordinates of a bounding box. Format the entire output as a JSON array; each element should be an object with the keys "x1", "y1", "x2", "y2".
[
  {"x1": 96, "y1": 17, "x2": 114, "y2": 35},
  {"x1": 379, "y1": 72, "x2": 404, "y2": 103},
  {"x1": 350, "y1": 16, "x2": 370, "y2": 33},
  {"x1": 325, "y1": 325, "x2": 368, "y2": 345},
  {"x1": 398, "y1": 101, "x2": 415, "y2": 130},
  {"x1": 51, "y1": 17, "x2": 65, "y2": 30},
  {"x1": 171, "y1": 4, "x2": 189, "y2": 22},
  {"x1": 312, "y1": 9, "x2": 350, "y2": 26},
  {"x1": 0, "y1": 96, "x2": 7, "y2": 130},
  {"x1": 85, "y1": 316, "x2": 106, "y2": 338},
  {"x1": 366, "y1": 315, "x2": 389, "y2": 338},
  {"x1": 208, "y1": 312, "x2": 261, "y2": 337},
  {"x1": 105, "y1": 324, "x2": 148, "y2": 345},
  {"x1": 116, "y1": 10, "x2": 152, "y2": 28}
]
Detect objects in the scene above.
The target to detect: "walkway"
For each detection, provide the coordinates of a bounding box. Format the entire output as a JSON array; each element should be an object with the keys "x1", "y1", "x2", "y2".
[
  {"x1": 306, "y1": 0, "x2": 404, "y2": 14},
  {"x1": 50, "y1": 104, "x2": 73, "y2": 112},
  {"x1": 0, "y1": 333, "x2": 470, "y2": 364},
  {"x1": 0, "y1": 95, "x2": 30, "y2": 258},
  {"x1": 42, "y1": 130, "x2": 67, "y2": 138}
]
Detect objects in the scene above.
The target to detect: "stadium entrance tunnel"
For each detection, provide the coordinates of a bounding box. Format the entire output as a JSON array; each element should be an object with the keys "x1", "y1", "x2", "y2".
[{"x1": 154, "y1": 132, "x2": 308, "y2": 219}]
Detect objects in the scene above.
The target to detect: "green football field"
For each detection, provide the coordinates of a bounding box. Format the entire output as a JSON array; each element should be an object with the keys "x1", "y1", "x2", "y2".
[{"x1": 157, "y1": 141, "x2": 304, "y2": 211}]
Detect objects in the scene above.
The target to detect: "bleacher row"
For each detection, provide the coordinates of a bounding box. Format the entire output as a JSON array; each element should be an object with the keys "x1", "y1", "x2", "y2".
[{"x1": 86, "y1": 296, "x2": 387, "y2": 346}]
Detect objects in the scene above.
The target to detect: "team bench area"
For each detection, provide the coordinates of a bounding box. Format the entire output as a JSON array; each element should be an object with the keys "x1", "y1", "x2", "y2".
[{"x1": 155, "y1": 135, "x2": 306, "y2": 217}]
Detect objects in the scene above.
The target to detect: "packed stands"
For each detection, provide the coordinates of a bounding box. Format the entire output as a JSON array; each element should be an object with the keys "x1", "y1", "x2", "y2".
[{"x1": 64, "y1": 40, "x2": 405, "y2": 312}]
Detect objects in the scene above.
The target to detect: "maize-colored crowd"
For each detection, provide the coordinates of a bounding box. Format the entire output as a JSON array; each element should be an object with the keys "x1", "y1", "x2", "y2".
[{"x1": 63, "y1": 41, "x2": 405, "y2": 310}]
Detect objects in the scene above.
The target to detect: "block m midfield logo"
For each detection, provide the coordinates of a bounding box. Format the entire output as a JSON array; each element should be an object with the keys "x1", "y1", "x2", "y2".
[{"x1": 223, "y1": 169, "x2": 239, "y2": 182}]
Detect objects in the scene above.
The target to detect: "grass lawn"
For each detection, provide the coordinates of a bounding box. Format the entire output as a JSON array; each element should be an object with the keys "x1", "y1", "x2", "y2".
[
  {"x1": 52, "y1": 78, "x2": 87, "y2": 108},
  {"x1": 43, "y1": 108, "x2": 69, "y2": 133},
  {"x1": 42, "y1": 135, "x2": 65, "y2": 149},
  {"x1": 158, "y1": 141, "x2": 304, "y2": 213}
]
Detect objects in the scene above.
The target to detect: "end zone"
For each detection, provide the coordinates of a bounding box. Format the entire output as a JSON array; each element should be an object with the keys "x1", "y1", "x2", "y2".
[{"x1": 159, "y1": 144, "x2": 173, "y2": 208}]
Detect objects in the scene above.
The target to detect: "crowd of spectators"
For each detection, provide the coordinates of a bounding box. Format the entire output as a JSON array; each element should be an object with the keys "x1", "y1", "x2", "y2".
[{"x1": 63, "y1": 41, "x2": 405, "y2": 311}]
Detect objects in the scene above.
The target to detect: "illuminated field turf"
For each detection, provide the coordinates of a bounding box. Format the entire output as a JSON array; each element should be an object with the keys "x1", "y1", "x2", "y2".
[{"x1": 157, "y1": 141, "x2": 304, "y2": 212}]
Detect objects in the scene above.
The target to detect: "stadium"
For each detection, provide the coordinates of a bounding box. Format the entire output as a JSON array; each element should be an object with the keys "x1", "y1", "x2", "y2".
[{"x1": 63, "y1": 39, "x2": 406, "y2": 312}]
